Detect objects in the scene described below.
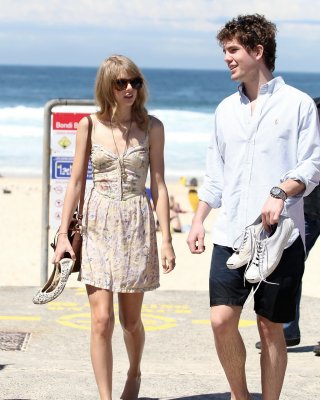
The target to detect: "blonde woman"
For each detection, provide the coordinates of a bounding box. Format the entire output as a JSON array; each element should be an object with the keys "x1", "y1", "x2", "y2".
[{"x1": 53, "y1": 55, "x2": 175, "y2": 400}]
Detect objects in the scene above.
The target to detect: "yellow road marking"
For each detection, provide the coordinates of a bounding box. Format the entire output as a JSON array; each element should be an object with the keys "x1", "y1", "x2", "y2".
[
  {"x1": 192, "y1": 319, "x2": 210, "y2": 325},
  {"x1": 57, "y1": 312, "x2": 178, "y2": 331},
  {"x1": 0, "y1": 316, "x2": 41, "y2": 321},
  {"x1": 57, "y1": 313, "x2": 90, "y2": 330},
  {"x1": 141, "y1": 314, "x2": 177, "y2": 331},
  {"x1": 47, "y1": 302, "x2": 84, "y2": 311},
  {"x1": 239, "y1": 319, "x2": 256, "y2": 327}
]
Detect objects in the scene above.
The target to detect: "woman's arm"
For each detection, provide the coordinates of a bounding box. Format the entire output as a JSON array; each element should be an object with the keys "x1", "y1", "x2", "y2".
[
  {"x1": 149, "y1": 117, "x2": 176, "y2": 273},
  {"x1": 52, "y1": 116, "x2": 90, "y2": 263}
]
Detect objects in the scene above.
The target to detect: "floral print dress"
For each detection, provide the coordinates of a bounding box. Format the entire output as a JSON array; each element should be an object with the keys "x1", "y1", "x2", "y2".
[{"x1": 79, "y1": 119, "x2": 159, "y2": 292}]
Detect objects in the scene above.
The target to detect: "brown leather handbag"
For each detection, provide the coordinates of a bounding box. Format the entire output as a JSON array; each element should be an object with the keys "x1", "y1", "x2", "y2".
[{"x1": 50, "y1": 115, "x2": 92, "y2": 273}]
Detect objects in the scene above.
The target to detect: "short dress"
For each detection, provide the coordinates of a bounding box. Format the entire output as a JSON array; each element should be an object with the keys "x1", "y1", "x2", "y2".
[{"x1": 79, "y1": 119, "x2": 160, "y2": 292}]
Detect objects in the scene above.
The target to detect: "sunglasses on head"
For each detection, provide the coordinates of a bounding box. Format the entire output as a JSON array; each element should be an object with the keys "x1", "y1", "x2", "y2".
[{"x1": 114, "y1": 77, "x2": 143, "y2": 91}]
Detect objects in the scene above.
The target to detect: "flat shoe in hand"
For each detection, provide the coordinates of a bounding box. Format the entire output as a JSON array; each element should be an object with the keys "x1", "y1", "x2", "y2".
[{"x1": 32, "y1": 258, "x2": 74, "y2": 304}]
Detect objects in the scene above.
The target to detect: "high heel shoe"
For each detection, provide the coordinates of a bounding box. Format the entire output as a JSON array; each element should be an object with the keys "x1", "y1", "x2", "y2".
[{"x1": 32, "y1": 258, "x2": 75, "y2": 304}]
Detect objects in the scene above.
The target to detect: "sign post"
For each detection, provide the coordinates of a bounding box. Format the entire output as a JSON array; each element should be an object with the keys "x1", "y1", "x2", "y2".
[{"x1": 41, "y1": 99, "x2": 96, "y2": 284}]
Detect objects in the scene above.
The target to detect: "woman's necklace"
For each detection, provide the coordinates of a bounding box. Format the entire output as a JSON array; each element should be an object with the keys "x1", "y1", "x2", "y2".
[{"x1": 110, "y1": 120, "x2": 132, "y2": 181}]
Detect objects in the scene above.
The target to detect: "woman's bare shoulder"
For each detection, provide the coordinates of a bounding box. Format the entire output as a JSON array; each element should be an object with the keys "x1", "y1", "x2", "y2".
[{"x1": 148, "y1": 115, "x2": 164, "y2": 132}]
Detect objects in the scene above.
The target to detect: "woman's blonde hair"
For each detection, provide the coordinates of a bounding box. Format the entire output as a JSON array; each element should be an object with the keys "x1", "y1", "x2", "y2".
[{"x1": 95, "y1": 55, "x2": 149, "y2": 129}]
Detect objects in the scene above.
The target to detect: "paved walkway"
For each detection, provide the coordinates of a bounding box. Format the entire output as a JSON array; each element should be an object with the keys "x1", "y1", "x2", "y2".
[{"x1": 0, "y1": 286, "x2": 319, "y2": 399}]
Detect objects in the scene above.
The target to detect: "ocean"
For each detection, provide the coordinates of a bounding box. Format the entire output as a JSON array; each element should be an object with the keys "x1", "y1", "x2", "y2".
[{"x1": 1, "y1": 65, "x2": 320, "y2": 180}]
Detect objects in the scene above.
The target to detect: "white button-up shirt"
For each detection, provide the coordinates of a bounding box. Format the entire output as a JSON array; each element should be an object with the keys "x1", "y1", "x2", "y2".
[{"x1": 199, "y1": 77, "x2": 320, "y2": 248}]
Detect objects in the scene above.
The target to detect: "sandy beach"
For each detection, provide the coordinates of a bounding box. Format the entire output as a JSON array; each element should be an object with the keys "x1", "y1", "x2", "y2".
[{"x1": 0, "y1": 175, "x2": 319, "y2": 299}]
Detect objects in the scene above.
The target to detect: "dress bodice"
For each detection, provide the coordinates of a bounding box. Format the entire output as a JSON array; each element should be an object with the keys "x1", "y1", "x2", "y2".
[{"x1": 90, "y1": 135, "x2": 149, "y2": 200}]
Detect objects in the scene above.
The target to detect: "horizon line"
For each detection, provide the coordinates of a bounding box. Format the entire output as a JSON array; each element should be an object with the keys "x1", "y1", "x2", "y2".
[{"x1": 0, "y1": 63, "x2": 319, "y2": 75}]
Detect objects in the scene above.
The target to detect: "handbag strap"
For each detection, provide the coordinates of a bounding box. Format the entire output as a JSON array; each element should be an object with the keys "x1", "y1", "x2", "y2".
[{"x1": 78, "y1": 115, "x2": 93, "y2": 220}]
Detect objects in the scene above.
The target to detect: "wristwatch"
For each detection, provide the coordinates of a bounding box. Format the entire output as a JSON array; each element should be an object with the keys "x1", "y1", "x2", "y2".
[{"x1": 270, "y1": 186, "x2": 287, "y2": 201}]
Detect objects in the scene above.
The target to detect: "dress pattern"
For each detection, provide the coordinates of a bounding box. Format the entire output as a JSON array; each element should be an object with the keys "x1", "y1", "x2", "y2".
[{"x1": 79, "y1": 120, "x2": 159, "y2": 292}]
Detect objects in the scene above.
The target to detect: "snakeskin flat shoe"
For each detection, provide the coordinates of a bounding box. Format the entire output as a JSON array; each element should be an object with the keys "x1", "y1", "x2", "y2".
[{"x1": 32, "y1": 258, "x2": 75, "y2": 304}]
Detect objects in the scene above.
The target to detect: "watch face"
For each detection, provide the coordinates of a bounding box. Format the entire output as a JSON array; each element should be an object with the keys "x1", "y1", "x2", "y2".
[{"x1": 270, "y1": 186, "x2": 286, "y2": 200}]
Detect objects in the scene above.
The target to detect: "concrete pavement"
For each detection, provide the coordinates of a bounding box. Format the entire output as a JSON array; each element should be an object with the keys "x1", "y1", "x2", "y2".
[{"x1": 0, "y1": 286, "x2": 319, "y2": 400}]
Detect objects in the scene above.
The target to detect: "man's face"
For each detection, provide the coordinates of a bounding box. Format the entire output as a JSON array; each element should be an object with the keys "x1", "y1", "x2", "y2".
[{"x1": 222, "y1": 38, "x2": 259, "y2": 83}]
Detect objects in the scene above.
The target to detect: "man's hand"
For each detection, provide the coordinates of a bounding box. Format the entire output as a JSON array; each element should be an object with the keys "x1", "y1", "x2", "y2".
[
  {"x1": 187, "y1": 220, "x2": 206, "y2": 254},
  {"x1": 261, "y1": 196, "x2": 285, "y2": 231}
]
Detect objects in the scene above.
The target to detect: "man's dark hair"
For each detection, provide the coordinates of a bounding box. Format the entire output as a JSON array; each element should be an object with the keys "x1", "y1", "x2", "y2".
[{"x1": 217, "y1": 14, "x2": 277, "y2": 72}]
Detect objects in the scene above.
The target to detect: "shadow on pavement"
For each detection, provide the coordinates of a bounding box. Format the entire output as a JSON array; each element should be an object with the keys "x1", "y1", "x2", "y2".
[
  {"x1": 140, "y1": 393, "x2": 262, "y2": 400},
  {"x1": 256, "y1": 345, "x2": 316, "y2": 354},
  {"x1": 287, "y1": 345, "x2": 315, "y2": 353}
]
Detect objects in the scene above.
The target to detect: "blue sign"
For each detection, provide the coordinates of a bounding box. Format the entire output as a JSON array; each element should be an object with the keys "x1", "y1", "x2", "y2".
[{"x1": 51, "y1": 157, "x2": 92, "y2": 179}]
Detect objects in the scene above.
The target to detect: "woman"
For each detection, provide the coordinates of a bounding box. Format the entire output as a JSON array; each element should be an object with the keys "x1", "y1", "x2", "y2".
[{"x1": 53, "y1": 55, "x2": 176, "y2": 400}]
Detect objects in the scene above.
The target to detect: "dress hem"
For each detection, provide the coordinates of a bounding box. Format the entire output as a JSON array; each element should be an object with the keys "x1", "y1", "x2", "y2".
[{"x1": 79, "y1": 277, "x2": 160, "y2": 293}]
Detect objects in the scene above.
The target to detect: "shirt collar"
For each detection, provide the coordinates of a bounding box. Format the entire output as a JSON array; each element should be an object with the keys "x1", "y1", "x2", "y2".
[{"x1": 238, "y1": 76, "x2": 285, "y2": 100}]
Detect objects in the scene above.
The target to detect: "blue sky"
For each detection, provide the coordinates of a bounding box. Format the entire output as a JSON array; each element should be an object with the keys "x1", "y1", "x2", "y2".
[{"x1": 1, "y1": 0, "x2": 320, "y2": 72}]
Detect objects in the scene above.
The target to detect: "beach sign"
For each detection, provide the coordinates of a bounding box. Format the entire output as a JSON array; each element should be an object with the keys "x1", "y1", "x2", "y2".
[{"x1": 45, "y1": 102, "x2": 96, "y2": 230}]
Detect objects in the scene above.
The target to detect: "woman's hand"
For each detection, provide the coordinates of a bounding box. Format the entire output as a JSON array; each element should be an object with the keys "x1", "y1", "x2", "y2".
[
  {"x1": 51, "y1": 234, "x2": 75, "y2": 264},
  {"x1": 161, "y1": 241, "x2": 176, "y2": 273}
]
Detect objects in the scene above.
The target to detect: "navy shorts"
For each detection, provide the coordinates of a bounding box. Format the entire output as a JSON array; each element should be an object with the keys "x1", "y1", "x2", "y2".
[{"x1": 209, "y1": 236, "x2": 305, "y2": 323}]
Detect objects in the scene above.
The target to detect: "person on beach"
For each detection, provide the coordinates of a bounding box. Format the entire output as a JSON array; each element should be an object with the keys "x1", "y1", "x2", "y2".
[
  {"x1": 53, "y1": 55, "x2": 175, "y2": 400},
  {"x1": 169, "y1": 195, "x2": 183, "y2": 232},
  {"x1": 187, "y1": 14, "x2": 320, "y2": 400},
  {"x1": 169, "y1": 195, "x2": 186, "y2": 214}
]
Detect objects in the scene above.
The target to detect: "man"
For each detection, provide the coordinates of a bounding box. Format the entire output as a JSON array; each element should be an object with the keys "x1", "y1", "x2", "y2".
[
  {"x1": 187, "y1": 14, "x2": 320, "y2": 400},
  {"x1": 256, "y1": 98, "x2": 320, "y2": 353}
]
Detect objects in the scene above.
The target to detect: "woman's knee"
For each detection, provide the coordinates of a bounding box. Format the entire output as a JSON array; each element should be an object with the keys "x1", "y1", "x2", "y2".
[
  {"x1": 119, "y1": 315, "x2": 143, "y2": 335},
  {"x1": 91, "y1": 311, "x2": 115, "y2": 336}
]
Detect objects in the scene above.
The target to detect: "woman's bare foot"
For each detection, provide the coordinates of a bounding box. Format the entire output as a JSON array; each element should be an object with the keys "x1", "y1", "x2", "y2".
[{"x1": 120, "y1": 375, "x2": 141, "y2": 400}]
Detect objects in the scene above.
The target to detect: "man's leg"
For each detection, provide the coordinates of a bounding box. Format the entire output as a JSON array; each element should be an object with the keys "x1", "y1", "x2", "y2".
[
  {"x1": 211, "y1": 306, "x2": 250, "y2": 400},
  {"x1": 254, "y1": 236, "x2": 305, "y2": 399},
  {"x1": 211, "y1": 305, "x2": 251, "y2": 400},
  {"x1": 257, "y1": 316, "x2": 287, "y2": 400},
  {"x1": 209, "y1": 244, "x2": 253, "y2": 399}
]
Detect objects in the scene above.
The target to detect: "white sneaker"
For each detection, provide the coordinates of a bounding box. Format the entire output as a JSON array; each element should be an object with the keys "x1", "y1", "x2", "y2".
[
  {"x1": 244, "y1": 216, "x2": 294, "y2": 284},
  {"x1": 226, "y1": 217, "x2": 264, "y2": 269}
]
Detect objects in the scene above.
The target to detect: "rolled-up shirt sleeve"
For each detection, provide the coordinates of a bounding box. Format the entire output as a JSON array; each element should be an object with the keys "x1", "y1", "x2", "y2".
[
  {"x1": 281, "y1": 98, "x2": 320, "y2": 208},
  {"x1": 198, "y1": 114, "x2": 224, "y2": 209}
]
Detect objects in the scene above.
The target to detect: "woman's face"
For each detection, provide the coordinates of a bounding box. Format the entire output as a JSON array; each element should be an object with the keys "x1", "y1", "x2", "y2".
[{"x1": 113, "y1": 71, "x2": 141, "y2": 109}]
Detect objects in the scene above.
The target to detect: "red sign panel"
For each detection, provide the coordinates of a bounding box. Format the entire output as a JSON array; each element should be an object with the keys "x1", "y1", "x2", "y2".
[{"x1": 52, "y1": 112, "x2": 89, "y2": 131}]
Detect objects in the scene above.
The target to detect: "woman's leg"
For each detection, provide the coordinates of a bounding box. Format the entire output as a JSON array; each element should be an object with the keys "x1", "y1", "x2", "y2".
[
  {"x1": 86, "y1": 285, "x2": 115, "y2": 400},
  {"x1": 118, "y1": 292, "x2": 145, "y2": 400}
]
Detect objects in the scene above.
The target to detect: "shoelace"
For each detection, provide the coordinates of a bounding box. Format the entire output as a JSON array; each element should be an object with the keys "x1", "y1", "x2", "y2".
[
  {"x1": 232, "y1": 227, "x2": 250, "y2": 252},
  {"x1": 251, "y1": 240, "x2": 266, "y2": 277},
  {"x1": 244, "y1": 239, "x2": 279, "y2": 306},
  {"x1": 240, "y1": 230, "x2": 260, "y2": 285}
]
